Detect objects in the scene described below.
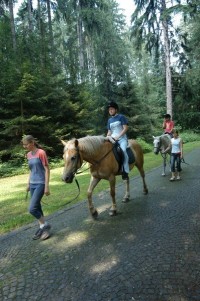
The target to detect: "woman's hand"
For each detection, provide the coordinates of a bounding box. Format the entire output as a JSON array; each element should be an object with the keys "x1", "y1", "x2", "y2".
[{"x1": 45, "y1": 187, "x2": 50, "y2": 196}]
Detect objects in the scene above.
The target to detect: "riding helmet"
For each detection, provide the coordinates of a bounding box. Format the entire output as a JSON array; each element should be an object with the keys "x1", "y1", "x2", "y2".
[
  {"x1": 164, "y1": 113, "x2": 171, "y2": 118},
  {"x1": 107, "y1": 101, "x2": 119, "y2": 110}
]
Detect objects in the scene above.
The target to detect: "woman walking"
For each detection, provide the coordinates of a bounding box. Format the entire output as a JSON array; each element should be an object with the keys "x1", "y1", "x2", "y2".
[
  {"x1": 22, "y1": 135, "x2": 51, "y2": 240},
  {"x1": 169, "y1": 129, "x2": 183, "y2": 181}
]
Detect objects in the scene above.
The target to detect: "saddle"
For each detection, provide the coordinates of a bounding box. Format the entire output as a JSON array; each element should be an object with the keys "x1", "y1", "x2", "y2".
[{"x1": 112, "y1": 141, "x2": 135, "y2": 172}]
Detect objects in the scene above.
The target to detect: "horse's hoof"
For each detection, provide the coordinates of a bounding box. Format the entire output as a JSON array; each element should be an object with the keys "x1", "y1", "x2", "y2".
[
  {"x1": 122, "y1": 197, "x2": 129, "y2": 203},
  {"x1": 91, "y1": 209, "x2": 98, "y2": 219},
  {"x1": 143, "y1": 189, "x2": 148, "y2": 195},
  {"x1": 162, "y1": 173, "x2": 166, "y2": 176},
  {"x1": 109, "y1": 210, "x2": 117, "y2": 217}
]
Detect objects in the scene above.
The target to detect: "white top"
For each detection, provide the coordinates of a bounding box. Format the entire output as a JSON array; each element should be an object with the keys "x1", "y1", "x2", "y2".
[{"x1": 171, "y1": 137, "x2": 181, "y2": 153}]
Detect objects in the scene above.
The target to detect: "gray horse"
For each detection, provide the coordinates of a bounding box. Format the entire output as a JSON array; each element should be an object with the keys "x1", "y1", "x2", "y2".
[{"x1": 153, "y1": 134, "x2": 171, "y2": 176}]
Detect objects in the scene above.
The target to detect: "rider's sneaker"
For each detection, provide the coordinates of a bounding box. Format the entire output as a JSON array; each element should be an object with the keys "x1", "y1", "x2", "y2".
[
  {"x1": 170, "y1": 177, "x2": 175, "y2": 181},
  {"x1": 176, "y1": 176, "x2": 181, "y2": 180},
  {"x1": 122, "y1": 172, "x2": 129, "y2": 180}
]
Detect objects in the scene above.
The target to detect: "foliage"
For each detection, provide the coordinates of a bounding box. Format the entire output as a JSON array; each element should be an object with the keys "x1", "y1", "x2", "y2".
[
  {"x1": 136, "y1": 138, "x2": 152, "y2": 153},
  {"x1": 0, "y1": 0, "x2": 200, "y2": 171},
  {"x1": 180, "y1": 131, "x2": 200, "y2": 143},
  {"x1": 172, "y1": 13, "x2": 200, "y2": 131}
]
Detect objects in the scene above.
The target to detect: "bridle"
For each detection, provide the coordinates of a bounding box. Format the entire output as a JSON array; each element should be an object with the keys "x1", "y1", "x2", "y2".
[
  {"x1": 71, "y1": 142, "x2": 115, "y2": 173},
  {"x1": 153, "y1": 138, "x2": 161, "y2": 155},
  {"x1": 60, "y1": 142, "x2": 116, "y2": 205}
]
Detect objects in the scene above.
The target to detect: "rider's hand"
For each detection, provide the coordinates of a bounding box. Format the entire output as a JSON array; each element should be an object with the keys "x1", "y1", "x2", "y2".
[{"x1": 112, "y1": 136, "x2": 119, "y2": 141}]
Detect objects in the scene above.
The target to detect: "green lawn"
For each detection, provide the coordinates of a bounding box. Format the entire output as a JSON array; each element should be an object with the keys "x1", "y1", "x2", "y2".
[{"x1": 1, "y1": 141, "x2": 200, "y2": 235}]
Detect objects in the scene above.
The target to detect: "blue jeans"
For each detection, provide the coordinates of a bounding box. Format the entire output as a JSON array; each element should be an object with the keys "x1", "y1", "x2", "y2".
[
  {"x1": 171, "y1": 153, "x2": 181, "y2": 172},
  {"x1": 29, "y1": 184, "x2": 45, "y2": 219},
  {"x1": 118, "y1": 137, "x2": 129, "y2": 173}
]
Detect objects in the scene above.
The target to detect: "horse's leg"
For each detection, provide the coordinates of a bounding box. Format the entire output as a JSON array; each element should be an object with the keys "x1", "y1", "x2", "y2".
[
  {"x1": 87, "y1": 176, "x2": 101, "y2": 219},
  {"x1": 162, "y1": 155, "x2": 167, "y2": 176},
  {"x1": 136, "y1": 165, "x2": 148, "y2": 195},
  {"x1": 109, "y1": 176, "x2": 117, "y2": 216},
  {"x1": 122, "y1": 178, "x2": 130, "y2": 203}
]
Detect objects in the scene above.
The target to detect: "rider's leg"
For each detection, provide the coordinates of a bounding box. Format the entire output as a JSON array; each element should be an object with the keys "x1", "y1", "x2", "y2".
[{"x1": 118, "y1": 138, "x2": 129, "y2": 174}]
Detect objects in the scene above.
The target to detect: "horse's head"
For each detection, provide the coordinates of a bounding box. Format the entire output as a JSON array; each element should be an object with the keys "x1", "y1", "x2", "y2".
[
  {"x1": 61, "y1": 139, "x2": 83, "y2": 183},
  {"x1": 153, "y1": 136, "x2": 160, "y2": 155}
]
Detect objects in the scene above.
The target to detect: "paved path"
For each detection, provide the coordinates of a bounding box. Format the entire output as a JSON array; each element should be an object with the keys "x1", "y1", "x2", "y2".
[{"x1": 1, "y1": 149, "x2": 200, "y2": 301}]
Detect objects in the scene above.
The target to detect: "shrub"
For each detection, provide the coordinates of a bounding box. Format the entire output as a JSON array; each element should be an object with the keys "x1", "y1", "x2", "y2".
[
  {"x1": 180, "y1": 131, "x2": 200, "y2": 143},
  {"x1": 136, "y1": 138, "x2": 152, "y2": 153}
]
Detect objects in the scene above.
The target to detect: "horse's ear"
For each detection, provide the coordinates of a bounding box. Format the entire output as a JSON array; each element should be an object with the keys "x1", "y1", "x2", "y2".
[
  {"x1": 153, "y1": 136, "x2": 155, "y2": 139},
  {"x1": 61, "y1": 139, "x2": 67, "y2": 146},
  {"x1": 75, "y1": 139, "x2": 79, "y2": 147}
]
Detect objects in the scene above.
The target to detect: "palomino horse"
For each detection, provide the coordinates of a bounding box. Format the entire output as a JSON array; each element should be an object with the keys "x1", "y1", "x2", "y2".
[
  {"x1": 62, "y1": 135, "x2": 148, "y2": 218},
  {"x1": 153, "y1": 134, "x2": 171, "y2": 176}
]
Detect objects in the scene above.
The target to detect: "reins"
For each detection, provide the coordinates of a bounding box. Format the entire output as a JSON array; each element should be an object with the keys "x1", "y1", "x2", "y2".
[
  {"x1": 24, "y1": 177, "x2": 80, "y2": 207},
  {"x1": 61, "y1": 142, "x2": 116, "y2": 203},
  {"x1": 181, "y1": 157, "x2": 190, "y2": 165},
  {"x1": 74, "y1": 142, "x2": 115, "y2": 170},
  {"x1": 25, "y1": 141, "x2": 117, "y2": 207}
]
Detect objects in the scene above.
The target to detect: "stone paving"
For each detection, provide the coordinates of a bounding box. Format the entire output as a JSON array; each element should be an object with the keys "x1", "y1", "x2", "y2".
[{"x1": 1, "y1": 149, "x2": 200, "y2": 301}]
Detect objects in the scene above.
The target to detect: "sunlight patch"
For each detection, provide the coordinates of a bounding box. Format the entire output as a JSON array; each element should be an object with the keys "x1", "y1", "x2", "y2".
[
  {"x1": 160, "y1": 201, "x2": 170, "y2": 207},
  {"x1": 66, "y1": 231, "x2": 89, "y2": 247},
  {"x1": 91, "y1": 257, "x2": 118, "y2": 273}
]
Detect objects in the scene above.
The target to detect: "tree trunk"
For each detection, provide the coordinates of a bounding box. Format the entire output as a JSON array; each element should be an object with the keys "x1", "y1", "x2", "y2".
[
  {"x1": 77, "y1": 18, "x2": 84, "y2": 69},
  {"x1": 37, "y1": 0, "x2": 45, "y2": 68},
  {"x1": 46, "y1": 0, "x2": 54, "y2": 51},
  {"x1": 161, "y1": 0, "x2": 173, "y2": 117},
  {"x1": 27, "y1": 0, "x2": 33, "y2": 32},
  {"x1": 8, "y1": 0, "x2": 17, "y2": 51},
  {"x1": 77, "y1": 0, "x2": 85, "y2": 79}
]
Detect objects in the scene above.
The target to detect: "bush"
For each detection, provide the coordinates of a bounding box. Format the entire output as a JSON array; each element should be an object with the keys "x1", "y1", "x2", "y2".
[
  {"x1": 180, "y1": 131, "x2": 200, "y2": 143},
  {"x1": 0, "y1": 161, "x2": 28, "y2": 178},
  {"x1": 136, "y1": 138, "x2": 152, "y2": 153}
]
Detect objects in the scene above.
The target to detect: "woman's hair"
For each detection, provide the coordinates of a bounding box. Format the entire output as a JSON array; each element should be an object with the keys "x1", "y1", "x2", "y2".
[
  {"x1": 22, "y1": 135, "x2": 41, "y2": 148},
  {"x1": 172, "y1": 129, "x2": 179, "y2": 135}
]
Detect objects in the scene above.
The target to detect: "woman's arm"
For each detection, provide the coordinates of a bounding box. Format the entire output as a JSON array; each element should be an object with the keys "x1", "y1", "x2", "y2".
[
  {"x1": 26, "y1": 172, "x2": 31, "y2": 191},
  {"x1": 163, "y1": 119, "x2": 166, "y2": 129},
  {"x1": 44, "y1": 165, "x2": 50, "y2": 196},
  {"x1": 180, "y1": 139, "x2": 183, "y2": 158}
]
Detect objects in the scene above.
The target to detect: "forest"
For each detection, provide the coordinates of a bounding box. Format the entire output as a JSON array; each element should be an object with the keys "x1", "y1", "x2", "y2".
[{"x1": 0, "y1": 0, "x2": 200, "y2": 170}]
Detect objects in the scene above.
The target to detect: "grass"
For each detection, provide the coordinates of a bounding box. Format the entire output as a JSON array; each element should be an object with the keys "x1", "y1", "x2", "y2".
[{"x1": 1, "y1": 140, "x2": 200, "y2": 235}]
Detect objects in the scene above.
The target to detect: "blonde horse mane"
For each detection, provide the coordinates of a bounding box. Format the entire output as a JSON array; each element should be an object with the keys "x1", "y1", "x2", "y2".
[{"x1": 75, "y1": 135, "x2": 106, "y2": 155}]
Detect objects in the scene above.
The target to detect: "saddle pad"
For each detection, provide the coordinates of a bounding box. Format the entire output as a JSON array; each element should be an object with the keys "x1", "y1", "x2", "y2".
[
  {"x1": 112, "y1": 143, "x2": 135, "y2": 171},
  {"x1": 127, "y1": 147, "x2": 135, "y2": 164}
]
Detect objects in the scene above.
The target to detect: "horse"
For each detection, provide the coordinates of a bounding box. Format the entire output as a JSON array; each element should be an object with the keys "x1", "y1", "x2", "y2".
[
  {"x1": 61, "y1": 135, "x2": 148, "y2": 218},
  {"x1": 153, "y1": 134, "x2": 171, "y2": 176}
]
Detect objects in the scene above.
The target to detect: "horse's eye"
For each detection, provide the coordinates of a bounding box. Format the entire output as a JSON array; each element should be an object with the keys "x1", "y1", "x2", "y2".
[{"x1": 71, "y1": 156, "x2": 76, "y2": 161}]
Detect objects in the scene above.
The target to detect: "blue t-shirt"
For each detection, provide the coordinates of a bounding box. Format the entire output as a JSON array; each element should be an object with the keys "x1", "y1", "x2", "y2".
[
  {"x1": 107, "y1": 114, "x2": 128, "y2": 140},
  {"x1": 27, "y1": 149, "x2": 48, "y2": 184}
]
